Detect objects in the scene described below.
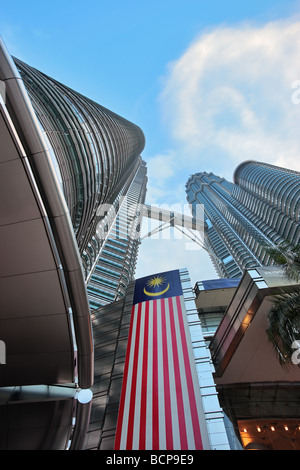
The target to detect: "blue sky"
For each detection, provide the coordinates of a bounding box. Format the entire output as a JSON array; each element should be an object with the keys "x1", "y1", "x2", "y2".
[{"x1": 2, "y1": 0, "x2": 300, "y2": 285}]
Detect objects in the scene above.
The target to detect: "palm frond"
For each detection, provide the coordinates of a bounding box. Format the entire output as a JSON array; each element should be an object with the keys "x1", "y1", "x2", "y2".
[
  {"x1": 266, "y1": 289, "x2": 300, "y2": 367},
  {"x1": 264, "y1": 240, "x2": 300, "y2": 282},
  {"x1": 260, "y1": 241, "x2": 300, "y2": 367}
]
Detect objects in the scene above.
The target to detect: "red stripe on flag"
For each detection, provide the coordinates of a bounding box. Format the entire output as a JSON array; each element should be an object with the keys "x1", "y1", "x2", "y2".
[{"x1": 161, "y1": 298, "x2": 173, "y2": 449}]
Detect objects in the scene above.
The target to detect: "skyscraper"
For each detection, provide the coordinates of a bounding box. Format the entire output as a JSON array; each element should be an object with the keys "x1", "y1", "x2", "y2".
[{"x1": 186, "y1": 161, "x2": 300, "y2": 278}]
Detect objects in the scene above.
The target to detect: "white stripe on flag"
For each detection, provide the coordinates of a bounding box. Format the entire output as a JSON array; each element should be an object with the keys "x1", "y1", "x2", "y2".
[{"x1": 145, "y1": 299, "x2": 153, "y2": 449}]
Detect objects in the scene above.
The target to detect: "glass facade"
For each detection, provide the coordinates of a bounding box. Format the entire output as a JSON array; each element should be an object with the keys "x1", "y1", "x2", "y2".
[
  {"x1": 179, "y1": 269, "x2": 231, "y2": 450},
  {"x1": 86, "y1": 160, "x2": 147, "y2": 309},
  {"x1": 193, "y1": 277, "x2": 243, "y2": 449}
]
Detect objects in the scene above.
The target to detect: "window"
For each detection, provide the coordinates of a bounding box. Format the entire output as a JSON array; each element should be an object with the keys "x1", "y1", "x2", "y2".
[{"x1": 222, "y1": 255, "x2": 233, "y2": 264}]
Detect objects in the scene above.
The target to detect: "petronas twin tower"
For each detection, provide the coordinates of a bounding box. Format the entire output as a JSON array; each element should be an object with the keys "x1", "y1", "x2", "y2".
[{"x1": 186, "y1": 161, "x2": 300, "y2": 278}]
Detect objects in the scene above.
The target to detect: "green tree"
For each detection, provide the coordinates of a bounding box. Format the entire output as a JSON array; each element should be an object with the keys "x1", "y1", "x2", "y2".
[
  {"x1": 265, "y1": 241, "x2": 300, "y2": 367},
  {"x1": 266, "y1": 240, "x2": 300, "y2": 283}
]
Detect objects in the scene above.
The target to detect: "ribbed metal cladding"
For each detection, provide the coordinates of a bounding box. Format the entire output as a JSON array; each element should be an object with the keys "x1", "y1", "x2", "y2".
[
  {"x1": 13, "y1": 57, "x2": 145, "y2": 258},
  {"x1": 234, "y1": 160, "x2": 300, "y2": 223}
]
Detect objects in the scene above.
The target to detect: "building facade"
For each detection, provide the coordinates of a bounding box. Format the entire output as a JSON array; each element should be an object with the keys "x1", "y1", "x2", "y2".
[{"x1": 186, "y1": 161, "x2": 300, "y2": 278}]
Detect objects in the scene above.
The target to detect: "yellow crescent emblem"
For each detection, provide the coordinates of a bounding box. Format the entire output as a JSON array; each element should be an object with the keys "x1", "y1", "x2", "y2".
[
  {"x1": 143, "y1": 275, "x2": 170, "y2": 297},
  {"x1": 144, "y1": 283, "x2": 170, "y2": 296}
]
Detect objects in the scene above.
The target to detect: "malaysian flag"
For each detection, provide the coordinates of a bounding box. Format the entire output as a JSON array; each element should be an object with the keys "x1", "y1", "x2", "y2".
[{"x1": 114, "y1": 270, "x2": 209, "y2": 450}]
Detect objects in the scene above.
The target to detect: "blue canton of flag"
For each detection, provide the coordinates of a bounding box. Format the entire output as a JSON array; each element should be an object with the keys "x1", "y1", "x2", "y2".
[{"x1": 133, "y1": 269, "x2": 183, "y2": 305}]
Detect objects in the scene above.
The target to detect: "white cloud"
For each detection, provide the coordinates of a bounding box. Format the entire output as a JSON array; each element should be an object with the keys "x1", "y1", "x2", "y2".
[
  {"x1": 147, "y1": 153, "x2": 175, "y2": 184},
  {"x1": 135, "y1": 237, "x2": 217, "y2": 285},
  {"x1": 145, "y1": 151, "x2": 178, "y2": 204},
  {"x1": 161, "y1": 19, "x2": 300, "y2": 178}
]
